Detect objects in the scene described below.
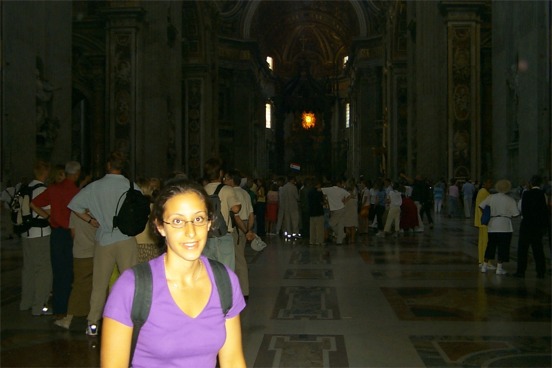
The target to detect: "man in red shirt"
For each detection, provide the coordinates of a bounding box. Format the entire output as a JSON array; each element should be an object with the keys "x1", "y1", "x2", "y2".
[{"x1": 32, "y1": 161, "x2": 82, "y2": 316}]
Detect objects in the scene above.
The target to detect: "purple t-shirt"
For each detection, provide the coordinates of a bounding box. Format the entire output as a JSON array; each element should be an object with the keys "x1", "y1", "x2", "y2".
[{"x1": 104, "y1": 255, "x2": 246, "y2": 368}]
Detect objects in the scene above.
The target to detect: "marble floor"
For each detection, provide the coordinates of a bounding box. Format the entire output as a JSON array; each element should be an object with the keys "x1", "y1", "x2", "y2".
[{"x1": 1, "y1": 214, "x2": 550, "y2": 367}]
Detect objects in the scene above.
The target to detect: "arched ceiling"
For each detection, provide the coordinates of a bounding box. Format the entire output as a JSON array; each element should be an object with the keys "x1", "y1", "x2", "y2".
[
  {"x1": 211, "y1": 1, "x2": 389, "y2": 79},
  {"x1": 247, "y1": 1, "x2": 365, "y2": 79}
]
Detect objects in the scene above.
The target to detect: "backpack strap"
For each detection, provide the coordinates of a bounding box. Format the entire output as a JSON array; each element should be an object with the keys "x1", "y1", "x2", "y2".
[
  {"x1": 128, "y1": 259, "x2": 231, "y2": 364},
  {"x1": 213, "y1": 183, "x2": 225, "y2": 196},
  {"x1": 28, "y1": 183, "x2": 46, "y2": 220},
  {"x1": 208, "y1": 258, "x2": 233, "y2": 316},
  {"x1": 130, "y1": 262, "x2": 153, "y2": 365},
  {"x1": 114, "y1": 180, "x2": 133, "y2": 216},
  {"x1": 113, "y1": 179, "x2": 133, "y2": 232}
]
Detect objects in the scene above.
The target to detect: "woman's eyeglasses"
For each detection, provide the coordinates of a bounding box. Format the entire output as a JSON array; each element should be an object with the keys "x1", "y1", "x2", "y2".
[{"x1": 162, "y1": 215, "x2": 209, "y2": 228}]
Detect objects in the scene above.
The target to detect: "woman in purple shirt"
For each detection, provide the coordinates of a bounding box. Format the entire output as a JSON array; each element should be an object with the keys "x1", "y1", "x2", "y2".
[{"x1": 101, "y1": 180, "x2": 246, "y2": 368}]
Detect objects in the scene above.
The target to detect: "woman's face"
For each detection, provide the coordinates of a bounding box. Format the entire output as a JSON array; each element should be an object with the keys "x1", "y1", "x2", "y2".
[{"x1": 156, "y1": 192, "x2": 211, "y2": 262}]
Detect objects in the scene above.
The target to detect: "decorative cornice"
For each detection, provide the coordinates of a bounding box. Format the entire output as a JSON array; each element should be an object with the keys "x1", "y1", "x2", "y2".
[
  {"x1": 101, "y1": 7, "x2": 146, "y2": 26},
  {"x1": 439, "y1": 0, "x2": 490, "y2": 18}
]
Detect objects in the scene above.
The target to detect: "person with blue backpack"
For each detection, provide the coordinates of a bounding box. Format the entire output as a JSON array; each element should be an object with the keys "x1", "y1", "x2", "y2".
[{"x1": 101, "y1": 179, "x2": 246, "y2": 368}]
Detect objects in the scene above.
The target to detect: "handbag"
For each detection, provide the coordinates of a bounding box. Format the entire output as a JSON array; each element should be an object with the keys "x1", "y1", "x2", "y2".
[
  {"x1": 481, "y1": 206, "x2": 491, "y2": 225},
  {"x1": 359, "y1": 205, "x2": 370, "y2": 218}
]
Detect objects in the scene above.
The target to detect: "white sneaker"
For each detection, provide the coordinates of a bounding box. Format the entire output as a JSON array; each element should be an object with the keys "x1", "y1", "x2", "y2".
[
  {"x1": 496, "y1": 268, "x2": 507, "y2": 275},
  {"x1": 486, "y1": 264, "x2": 497, "y2": 270},
  {"x1": 86, "y1": 323, "x2": 98, "y2": 336},
  {"x1": 481, "y1": 264, "x2": 488, "y2": 273},
  {"x1": 32, "y1": 305, "x2": 53, "y2": 316}
]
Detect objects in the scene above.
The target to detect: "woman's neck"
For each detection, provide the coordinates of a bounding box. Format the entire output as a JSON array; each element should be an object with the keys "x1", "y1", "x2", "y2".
[{"x1": 164, "y1": 254, "x2": 203, "y2": 287}]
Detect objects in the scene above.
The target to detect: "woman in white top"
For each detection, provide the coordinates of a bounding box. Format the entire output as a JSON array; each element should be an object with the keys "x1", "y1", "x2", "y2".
[{"x1": 479, "y1": 179, "x2": 520, "y2": 275}]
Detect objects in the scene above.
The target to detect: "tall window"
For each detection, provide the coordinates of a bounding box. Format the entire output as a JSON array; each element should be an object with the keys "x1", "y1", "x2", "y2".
[
  {"x1": 345, "y1": 103, "x2": 350, "y2": 128},
  {"x1": 266, "y1": 56, "x2": 273, "y2": 70},
  {"x1": 265, "y1": 103, "x2": 272, "y2": 128}
]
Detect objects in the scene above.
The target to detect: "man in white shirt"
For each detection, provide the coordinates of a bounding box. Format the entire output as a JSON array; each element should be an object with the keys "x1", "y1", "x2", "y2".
[
  {"x1": 202, "y1": 158, "x2": 241, "y2": 271},
  {"x1": 321, "y1": 179, "x2": 350, "y2": 245},
  {"x1": 225, "y1": 170, "x2": 255, "y2": 299}
]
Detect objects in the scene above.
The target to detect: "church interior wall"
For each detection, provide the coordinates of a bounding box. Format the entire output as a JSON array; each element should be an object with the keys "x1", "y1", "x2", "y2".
[
  {"x1": 405, "y1": 1, "x2": 417, "y2": 179},
  {"x1": 3, "y1": 2, "x2": 36, "y2": 184},
  {"x1": 491, "y1": 2, "x2": 511, "y2": 182},
  {"x1": 355, "y1": 68, "x2": 383, "y2": 179},
  {"x1": 1, "y1": 1, "x2": 549, "y2": 188},
  {"x1": 492, "y1": 1, "x2": 551, "y2": 185},
  {"x1": 412, "y1": 1, "x2": 448, "y2": 180},
  {"x1": 138, "y1": 1, "x2": 183, "y2": 179},
  {"x1": 231, "y1": 70, "x2": 255, "y2": 175},
  {"x1": 2, "y1": 1, "x2": 72, "y2": 185},
  {"x1": 44, "y1": 4, "x2": 73, "y2": 169}
]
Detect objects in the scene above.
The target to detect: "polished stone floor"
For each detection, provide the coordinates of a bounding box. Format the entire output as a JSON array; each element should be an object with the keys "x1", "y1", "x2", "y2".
[{"x1": 1, "y1": 213, "x2": 551, "y2": 367}]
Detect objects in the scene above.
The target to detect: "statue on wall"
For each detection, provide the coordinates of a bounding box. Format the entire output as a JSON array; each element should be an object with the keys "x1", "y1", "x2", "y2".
[{"x1": 35, "y1": 62, "x2": 59, "y2": 160}]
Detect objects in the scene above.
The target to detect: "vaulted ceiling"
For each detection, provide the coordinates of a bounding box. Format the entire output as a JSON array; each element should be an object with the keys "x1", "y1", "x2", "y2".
[
  {"x1": 250, "y1": 1, "x2": 360, "y2": 79},
  {"x1": 242, "y1": 0, "x2": 388, "y2": 79}
]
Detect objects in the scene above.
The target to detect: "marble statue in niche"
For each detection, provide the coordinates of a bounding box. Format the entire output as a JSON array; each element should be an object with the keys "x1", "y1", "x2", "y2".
[{"x1": 35, "y1": 60, "x2": 59, "y2": 160}]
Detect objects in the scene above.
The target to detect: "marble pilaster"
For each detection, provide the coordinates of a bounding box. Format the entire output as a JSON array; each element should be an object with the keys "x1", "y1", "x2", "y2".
[
  {"x1": 440, "y1": 1, "x2": 486, "y2": 180},
  {"x1": 104, "y1": 7, "x2": 145, "y2": 177}
]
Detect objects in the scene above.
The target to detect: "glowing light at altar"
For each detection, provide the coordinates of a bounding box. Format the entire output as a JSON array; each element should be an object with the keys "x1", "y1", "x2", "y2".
[{"x1": 301, "y1": 112, "x2": 316, "y2": 129}]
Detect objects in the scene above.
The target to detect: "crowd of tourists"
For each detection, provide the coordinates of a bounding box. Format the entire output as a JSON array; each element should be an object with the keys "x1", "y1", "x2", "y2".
[{"x1": 1, "y1": 157, "x2": 550, "y2": 367}]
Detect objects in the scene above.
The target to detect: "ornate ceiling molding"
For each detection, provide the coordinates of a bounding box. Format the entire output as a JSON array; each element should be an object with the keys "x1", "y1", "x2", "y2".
[{"x1": 240, "y1": 0, "x2": 376, "y2": 78}]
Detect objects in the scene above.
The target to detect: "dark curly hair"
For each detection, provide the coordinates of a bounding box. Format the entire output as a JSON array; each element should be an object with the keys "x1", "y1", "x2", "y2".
[{"x1": 149, "y1": 179, "x2": 213, "y2": 249}]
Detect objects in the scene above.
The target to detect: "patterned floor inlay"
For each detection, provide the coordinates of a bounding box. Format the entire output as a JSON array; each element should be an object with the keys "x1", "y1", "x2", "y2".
[
  {"x1": 254, "y1": 334, "x2": 348, "y2": 368},
  {"x1": 382, "y1": 287, "x2": 551, "y2": 321},
  {"x1": 411, "y1": 335, "x2": 552, "y2": 367},
  {"x1": 290, "y1": 249, "x2": 331, "y2": 265},
  {"x1": 284, "y1": 268, "x2": 333, "y2": 280},
  {"x1": 372, "y1": 270, "x2": 479, "y2": 280},
  {"x1": 272, "y1": 286, "x2": 340, "y2": 320},
  {"x1": 359, "y1": 250, "x2": 476, "y2": 265}
]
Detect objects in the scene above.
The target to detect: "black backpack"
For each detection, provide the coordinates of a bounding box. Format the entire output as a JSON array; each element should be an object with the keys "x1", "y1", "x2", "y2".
[
  {"x1": 10, "y1": 183, "x2": 49, "y2": 235},
  {"x1": 129, "y1": 258, "x2": 233, "y2": 363},
  {"x1": 113, "y1": 179, "x2": 151, "y2": 236},
  {"x1": 207, "y1": 184, "x2": 229, "y2": 238}
]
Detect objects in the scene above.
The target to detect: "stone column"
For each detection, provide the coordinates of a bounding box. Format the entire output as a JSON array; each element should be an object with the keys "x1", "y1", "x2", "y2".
[
  {"x1": 90, "y1": 56, "x2": 106, "y2": 179},
  {"x1": 104, "y1": 7, "x2": 145, "y2": 177},
  {"x1": 440, "y1": 1, "x2": 486, "y2": 180},
  {"x1": 350, "y1": 37, "x2": 384, "y2": 179},
  {"x1": 184, "y1": 77, "x2": 205, "y2": 180}
]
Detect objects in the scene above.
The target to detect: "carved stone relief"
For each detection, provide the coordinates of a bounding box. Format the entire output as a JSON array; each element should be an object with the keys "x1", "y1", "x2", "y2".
[
  {"x1": 186, "y1": 79, "x2": 202, "y2": 179},
  {"x1": 111, "y1": 32, "x2": 133, "y2": 157},
  {"x1": 450, "y1": 26, "x2": 472, "y2": 179}
]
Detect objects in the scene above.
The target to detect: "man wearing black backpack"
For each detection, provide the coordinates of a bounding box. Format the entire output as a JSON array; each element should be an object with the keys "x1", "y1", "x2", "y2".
[
  {"x1": 68, "y1": 151, "x2": 141, "y2": 336},
  {"x1": 19, "y1": 160, "x2": 53, "y2": 316},
  {"x1": 202, "y1": 158, "x2": 241, "y2": 271}
]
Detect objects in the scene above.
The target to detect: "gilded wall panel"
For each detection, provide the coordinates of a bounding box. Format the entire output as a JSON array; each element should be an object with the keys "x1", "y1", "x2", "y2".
[{"x1": 449, "y1": 26, "x2": 473, "y2": 179}]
